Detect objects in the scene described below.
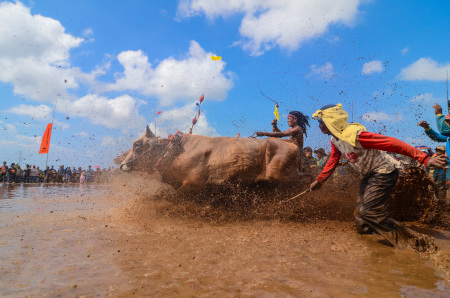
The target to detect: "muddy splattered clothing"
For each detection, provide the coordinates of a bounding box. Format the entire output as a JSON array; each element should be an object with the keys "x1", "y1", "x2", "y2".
[
  {"x1": 298, "y1": 148, "x2": 312, "y2": 175},
  {"x1": 429, "y1": 167, "x2": 447, "y2": 203},
  {"x1": 316, "y1": 130, "x2": 431, "y2": 249},
  {"x1": 423, "y1": 127, "x2": 450, "y2": 160}
]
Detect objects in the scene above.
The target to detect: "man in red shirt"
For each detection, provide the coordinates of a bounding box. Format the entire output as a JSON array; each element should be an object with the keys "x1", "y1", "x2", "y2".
[{"x1": 309, "y1": 104, "x2": 446, "y2": 251}]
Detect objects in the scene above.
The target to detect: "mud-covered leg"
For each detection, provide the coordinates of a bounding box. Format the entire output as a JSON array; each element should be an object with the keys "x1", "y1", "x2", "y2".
[{"x1": 355, "y1": 169, "x2": 437, "y2": 251}]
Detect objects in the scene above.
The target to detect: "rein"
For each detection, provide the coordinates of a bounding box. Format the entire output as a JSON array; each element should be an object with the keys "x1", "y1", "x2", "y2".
[
  {"x1": 122, "y1": 130, "x2": 183, "y2": 168},
  {"x1": 155, "y1": 130, "x2": 183, "y2": 167}
]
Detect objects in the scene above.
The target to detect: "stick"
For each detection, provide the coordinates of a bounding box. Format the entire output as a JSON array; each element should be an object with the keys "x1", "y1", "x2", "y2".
[
  {"x1": 281, "y1": 188, "x2": 311, "y2": 204},
  {"x1": 257, "y1": 80, "x2": 279, "y2": 106}
]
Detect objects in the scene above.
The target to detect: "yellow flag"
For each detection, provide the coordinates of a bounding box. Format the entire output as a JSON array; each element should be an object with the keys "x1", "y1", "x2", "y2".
[
  {"x1": 274, "y1": 105, "x2": 280, "y2": 121},
  {"x1": 211, "y1": 55, "x2": 222, "y2": 61}
]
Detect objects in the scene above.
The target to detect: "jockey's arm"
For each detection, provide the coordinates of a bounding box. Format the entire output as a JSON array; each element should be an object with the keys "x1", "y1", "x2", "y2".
[{"x1": 256, "y1": 127, "x2": 299, "y2": 138}]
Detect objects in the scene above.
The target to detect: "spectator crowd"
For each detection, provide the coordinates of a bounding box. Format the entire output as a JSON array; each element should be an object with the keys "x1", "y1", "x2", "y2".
[{"x1": 1, "y1": 163, "x2": 115, "y2": 184}]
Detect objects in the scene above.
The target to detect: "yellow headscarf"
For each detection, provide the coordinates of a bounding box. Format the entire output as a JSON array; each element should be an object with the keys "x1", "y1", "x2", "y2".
[{"x1": 312, "y1": 104, "x2": 366, "y2": 147}]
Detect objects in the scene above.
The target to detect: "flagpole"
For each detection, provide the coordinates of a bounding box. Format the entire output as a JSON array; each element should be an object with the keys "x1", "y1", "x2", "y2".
[
  {"x1": 153, "y1": 105, "x2": 156, "y2": 136},
  {"x1": 446, "y1": 70, "x2": 449, "y2": 114}
]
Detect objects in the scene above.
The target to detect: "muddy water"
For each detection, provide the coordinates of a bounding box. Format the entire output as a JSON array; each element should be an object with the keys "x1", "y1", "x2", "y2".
[{"x1": 0, "y1": 179, "x2": 449, "y2": 297}]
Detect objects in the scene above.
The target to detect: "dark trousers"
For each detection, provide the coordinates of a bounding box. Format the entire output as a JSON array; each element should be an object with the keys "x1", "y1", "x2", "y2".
[{"x1": 354, "y1": 169, "x2": 416, "y2": 249}]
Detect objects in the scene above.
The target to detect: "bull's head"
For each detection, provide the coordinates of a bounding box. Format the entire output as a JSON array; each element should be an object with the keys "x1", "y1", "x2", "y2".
[{"x1": 120, "y1": 126, "x2": 170, "y2": 172}]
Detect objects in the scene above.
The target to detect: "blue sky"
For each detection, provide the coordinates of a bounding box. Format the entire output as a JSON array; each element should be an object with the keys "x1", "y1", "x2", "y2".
[{"x1": 1, "y1": 0, "x2": 450, "y2": 168}]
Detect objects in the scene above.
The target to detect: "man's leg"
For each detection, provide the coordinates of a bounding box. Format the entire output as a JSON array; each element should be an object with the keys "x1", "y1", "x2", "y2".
[
  {"x1": 435, "y1": 181, "x2": 447, "y2": 203},
  {"x1": 354, "y1": 176, "x2": 375, "y2": 235},
  {"x1": 356, "y1": 169, "x2": 436, "y2": 251}
]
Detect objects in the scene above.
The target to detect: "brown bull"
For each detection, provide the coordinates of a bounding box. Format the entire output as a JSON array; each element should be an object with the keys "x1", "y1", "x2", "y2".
[
  {"x1": 119, "y1": 126, "x2": 309, "y2": 190},
  {"x1": 113, "y1": 149, "x2": 131, "y2": 165}
]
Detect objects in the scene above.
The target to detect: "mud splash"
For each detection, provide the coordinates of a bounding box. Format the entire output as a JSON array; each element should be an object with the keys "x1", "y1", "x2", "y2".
[{"x1": 0, "y1": 172, "x2": 448, "y2": 296}]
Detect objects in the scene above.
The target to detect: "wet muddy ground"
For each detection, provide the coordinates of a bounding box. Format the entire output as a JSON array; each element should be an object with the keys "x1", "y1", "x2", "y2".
[{"x1": 0, "y1": 173, "x2": 449, "y2": 297}]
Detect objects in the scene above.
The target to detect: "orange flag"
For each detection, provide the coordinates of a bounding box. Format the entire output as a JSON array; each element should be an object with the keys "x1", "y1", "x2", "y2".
[{"x1": 39, "y1": 123, "x2": 53, "y2": 154}]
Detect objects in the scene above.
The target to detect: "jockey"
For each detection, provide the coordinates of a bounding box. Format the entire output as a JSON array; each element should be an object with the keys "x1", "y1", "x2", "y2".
[{"x1": 255, "y1": 111, "x2": 311, "y2": 174}]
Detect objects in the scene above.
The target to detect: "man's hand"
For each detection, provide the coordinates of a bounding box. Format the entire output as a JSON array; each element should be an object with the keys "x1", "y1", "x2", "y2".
[
  {"x1": 271, "y1": 119, "x2": 278, "y2": 126},
  {"x1": 432, "y1": 103, "x2": 443, "y2": 115},
  {"x1": 310, "y1": 180, "x2": 322, "y2": 191},
  {"x1": 426, "y1": 155, "x2": 448, "y2": 169},
  {"x1": 256, "y1": 132, "x2": 266, "y2": 137},
  {"x1": 418, "y1": 120, "x2": 430, "y2": 130}
]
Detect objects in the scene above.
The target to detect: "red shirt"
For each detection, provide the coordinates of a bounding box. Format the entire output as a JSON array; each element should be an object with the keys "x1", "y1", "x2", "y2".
[{"x1": 316, "y1": 131, "x2": 430, "y2": 182}]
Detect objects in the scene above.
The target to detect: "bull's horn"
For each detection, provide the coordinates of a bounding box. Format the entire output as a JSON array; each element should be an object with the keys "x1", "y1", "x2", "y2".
[{"x1": 146, "y1": 125, "x2": 156, "y2": 139}]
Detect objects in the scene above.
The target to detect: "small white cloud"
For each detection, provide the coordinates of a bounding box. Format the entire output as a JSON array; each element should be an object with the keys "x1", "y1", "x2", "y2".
[
  {"x1": 307, "y1": 62, "x2": 334, "y2": 80},
  {"x1": 102, "y1": 136, "x2": 115, "y2": 146},
  {"x1": 410, "y1": 93, "x2": 439, "y2": 103},
  {"x1": 401, "y1": 47, "x2": 409, "y2": 55},
  {"x1": 53, "y1": 119, "x2": 70, "y2": 130},
  {"x1": 361, "y1": 111, "x2": 403, "y2": 122},
  {"x1": 75, "y1": 131, "x2": 89, "y2": 137},
  {"x1": 362, "y1": 60, "x2": 383, "y2": 75},
  {"x1": 7, "y1": 104, "x2": 52, "y2": 120},
  {"x1": 399, "y1": 57, "x2": 450, "y2": 81},
  {"x1": 82, "y1": 28, "x2": 93, "y2": 37}
]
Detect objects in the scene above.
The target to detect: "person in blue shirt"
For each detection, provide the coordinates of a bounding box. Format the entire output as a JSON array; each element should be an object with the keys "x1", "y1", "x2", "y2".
[
  {"x1": 429, "y1": 146, "x2": 447, "y2": 203},
  {"x1": 432, "y1": 103, "x2": 450, "y2": 136},
  {"x1": 304, "y1": 146, "x2": 317, "y2": 168},
  {"x1": 418, "y1": 120, "x2": 450, "y2": 158},
  {"x1": 419, "y1": 103, "x2": 450, "y2": 159},
  {"x1": 314, "y1": 148, "x2": 329, "y2": 171}
]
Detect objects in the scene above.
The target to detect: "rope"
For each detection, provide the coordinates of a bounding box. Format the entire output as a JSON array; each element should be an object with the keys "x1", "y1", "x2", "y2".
[{"x1": 189, "y1": 94, "x2": 204, "y2": 134}]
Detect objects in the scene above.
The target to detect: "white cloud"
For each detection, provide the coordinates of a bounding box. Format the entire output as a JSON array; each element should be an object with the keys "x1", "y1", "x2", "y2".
[
  {"x1": 399, "y1": 58, "x2": 450, "y2": 81},
  {"x1": 99, "y1": 41, "x2": 233, "y2": 106},
  {"x1": 0, "y1": 120, "x2": 17, "y2": 133},
  {"x1": 177, "y1": 0, "x2": 361, "y2": 55},
  {"x1": 0, "y1": 2, "x2": 86, "y2": 103},
  {"x1": 362, "y1": 60, "x2": 383, "y2": 75},
  {"x1": 0, "y1": 2, "x2": 83, "y2": 64},
  {"x1": 6, "y1": 124, "x2": 16, "y2": 132},
  {"x1": 361, "y1": 111, "x2": 403, "y2": 122},
  {"x1": 409, "y1": 93, "x2": 439, "y2": 103},
  {"x1": 401, "y1": 47, "x2": 409, "y2": 55},
  {"x1": 82, "y1": 28, "x2": 93, "y2": 37},
  {"x1": 59, "y1": 95, "x2": 148, "y2": 130},
  {"x1": 7, "y1": 104, "x2": 52, "y2": 120},
  {"x1": 148, "y1": 102, "x2": 218, "y2": 138},
  {"x1": 102, "y1": 136, "x2": 115, "y2": 146},
  {"x1": 53, "y1": 119, "x2": 70, "y2": 130},
  {"x1": 307, "y1": 62, "x2": 334, "y2": 79},
  {"x1": 75, "y1": 131, "x2": 89, "y2": 137},
  {"x1": 0, "y1": 2, "x2": 226, "y2": 138}
]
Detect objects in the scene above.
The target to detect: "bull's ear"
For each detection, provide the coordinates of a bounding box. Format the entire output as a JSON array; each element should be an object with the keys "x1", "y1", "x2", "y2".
[{"x1": 146, "y1": 125, "x2": 156, "y2": 139}]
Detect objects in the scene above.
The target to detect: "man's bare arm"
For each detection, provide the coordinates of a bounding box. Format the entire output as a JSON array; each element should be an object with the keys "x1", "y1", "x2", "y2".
[
  {"x1": 271, "y1": 119, "x2": 281, "y2": 132},
  {"x1": 256, "y1": 126, "x2": 300, "y2": 138}
]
